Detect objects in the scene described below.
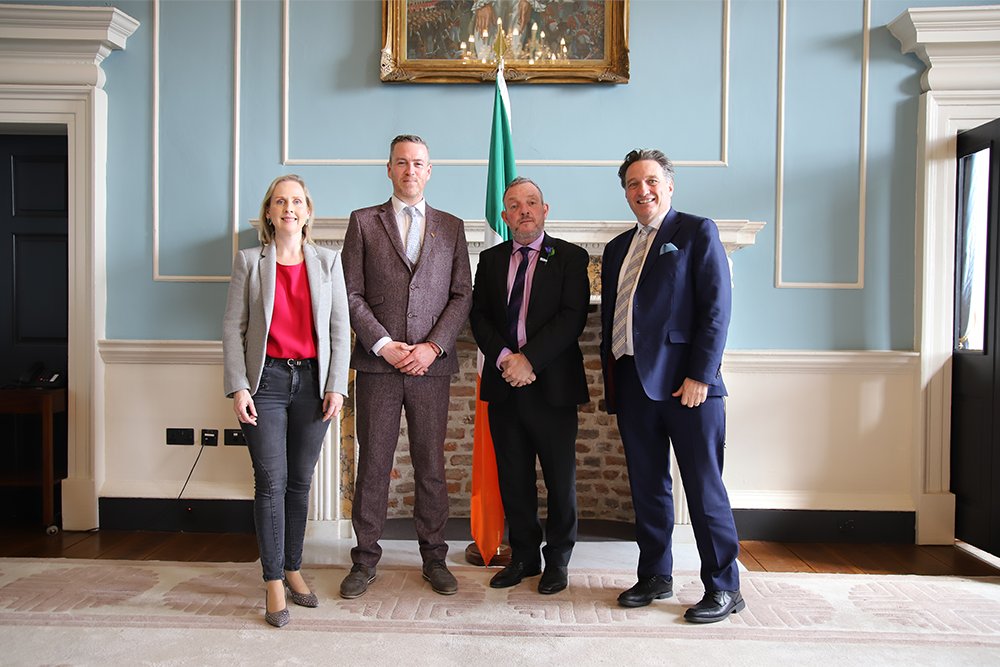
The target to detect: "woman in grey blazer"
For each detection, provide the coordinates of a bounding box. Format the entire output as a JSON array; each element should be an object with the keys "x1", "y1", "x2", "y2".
[{"x1": 223, "y1": 174, "x2": 351, "y2": 627}]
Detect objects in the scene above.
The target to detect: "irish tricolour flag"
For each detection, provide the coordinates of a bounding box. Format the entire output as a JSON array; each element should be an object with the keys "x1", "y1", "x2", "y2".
[{"x1": 470, "y1": 60, "x2": 516, "y2": 564}]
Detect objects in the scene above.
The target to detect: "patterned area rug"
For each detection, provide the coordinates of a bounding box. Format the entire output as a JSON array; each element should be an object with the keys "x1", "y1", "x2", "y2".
[{"x1": 1, "y1": 558, "x2": 999, "y2": 665}]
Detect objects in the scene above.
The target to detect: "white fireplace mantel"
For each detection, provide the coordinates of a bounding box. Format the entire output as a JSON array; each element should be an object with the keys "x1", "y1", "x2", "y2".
[{"x1": 311, "y1": 218, "x2": 766, "y2": 258}]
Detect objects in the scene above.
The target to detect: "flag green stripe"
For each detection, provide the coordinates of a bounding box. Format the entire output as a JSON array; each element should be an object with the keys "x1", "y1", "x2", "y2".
[{"x1": 485, "y1": 77, "x2": 515, "y2": 242}]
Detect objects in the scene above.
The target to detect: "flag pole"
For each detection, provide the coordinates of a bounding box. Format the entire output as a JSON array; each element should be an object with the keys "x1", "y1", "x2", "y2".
[{"x1": 467, "y1": 53, "x2": 516, "y2": 568}]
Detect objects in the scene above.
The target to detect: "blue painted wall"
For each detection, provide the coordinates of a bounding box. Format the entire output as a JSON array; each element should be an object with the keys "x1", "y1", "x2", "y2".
[{"x1": 10, "y1": 0, "x2": 990, "y2": 348}]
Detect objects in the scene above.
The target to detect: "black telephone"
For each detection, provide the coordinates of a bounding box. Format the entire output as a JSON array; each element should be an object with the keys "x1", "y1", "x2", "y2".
[{"x1": 18, "y1": 362, "x2": 63, "y2": 388}]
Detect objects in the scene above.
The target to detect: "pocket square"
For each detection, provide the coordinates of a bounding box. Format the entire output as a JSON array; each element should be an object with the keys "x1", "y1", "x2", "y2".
[{"x1": 660, "y1": 242, "x2": 679, "y2": 255}]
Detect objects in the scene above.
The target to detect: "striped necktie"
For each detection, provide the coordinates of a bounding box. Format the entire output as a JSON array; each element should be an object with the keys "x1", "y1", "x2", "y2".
[{"x1": 611, "y1": 226, "x2": 651, "y2": 359}]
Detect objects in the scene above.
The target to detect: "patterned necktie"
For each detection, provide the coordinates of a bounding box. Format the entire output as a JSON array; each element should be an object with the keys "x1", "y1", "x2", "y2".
[
  {"x1": 506, "y1": 246, "x2": 532, "y2": 351},
  {"x1": 403, "y1": 206, "x2": 422, "y2": 264},
  {"x1": 611, "y1": 226, "x2": 651, "y2": 359}
]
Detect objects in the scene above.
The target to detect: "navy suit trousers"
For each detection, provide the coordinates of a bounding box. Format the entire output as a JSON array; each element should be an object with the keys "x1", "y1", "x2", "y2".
[{"x1": 614, "y1": 355, "x2": 740, "y2": 592}]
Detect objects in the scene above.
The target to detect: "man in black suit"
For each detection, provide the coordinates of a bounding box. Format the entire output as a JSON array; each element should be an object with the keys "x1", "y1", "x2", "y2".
[{"x1": 469, "y1": 177, "x2": 590, "y2": 595}]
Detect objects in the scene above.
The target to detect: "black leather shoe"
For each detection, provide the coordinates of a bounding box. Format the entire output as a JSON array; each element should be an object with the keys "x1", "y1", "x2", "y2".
[
  {"x1": 617, "y1": 575, "x2": 673, "y2": 607},
  {"x1": 684, "y1": 590, "x2": 745, "y2": 623},
  {"x1": 489, "y1": 561, "x2": 541, "y2": 589},
  {"x1": 537, "y1": 566, "x2": 568, "y2": 595},
  {"x1": 422, "y1": 559, "x2": 458, "y2": 595}
]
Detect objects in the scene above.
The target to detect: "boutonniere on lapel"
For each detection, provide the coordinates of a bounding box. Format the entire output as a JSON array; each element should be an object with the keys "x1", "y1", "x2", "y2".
[
  {"x1": 539, "y1": 246, "x2": 556, "y2": 263},
  {"x1": 660, "y1": 242, "x2": 679, "y2": 255}
]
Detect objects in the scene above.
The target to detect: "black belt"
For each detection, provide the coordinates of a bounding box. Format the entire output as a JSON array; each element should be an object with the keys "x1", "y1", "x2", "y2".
[{"x1": 265, "y1": 356, "x2": 316, "y2": 368}]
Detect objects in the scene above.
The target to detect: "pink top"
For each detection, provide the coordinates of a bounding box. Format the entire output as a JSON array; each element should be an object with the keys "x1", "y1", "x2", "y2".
[{"x1": 266, "y1": 262, "x2": 317, "y2": 360}]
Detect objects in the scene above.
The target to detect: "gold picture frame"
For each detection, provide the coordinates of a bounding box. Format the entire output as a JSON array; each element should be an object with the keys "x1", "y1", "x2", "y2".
[{"x1": 380, "y1": 0, "x2": 629, "y2": 84}]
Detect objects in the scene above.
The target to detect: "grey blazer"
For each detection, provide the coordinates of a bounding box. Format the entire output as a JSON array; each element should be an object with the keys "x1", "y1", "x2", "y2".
[
  {"x1": 222, "y1": 243, "x2": 351, "y2": 399},
  {"x1": 342, "y1": 199, "x2": 472, "y2": 376}
]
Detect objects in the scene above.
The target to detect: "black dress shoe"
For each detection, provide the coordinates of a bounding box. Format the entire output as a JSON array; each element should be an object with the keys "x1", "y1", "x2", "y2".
[
  {"x1": 684, "y1": 590, "x2": 745, "y2": 623},
  {"x1": 617, "y1": 575, "x2": 673, "y2": 607},
  {"x1": 537, "y1": 566, "x2": 568, "y2": 595},
  {"x1": 489, "y1": 561, "x2": 541, "y2": 589}
]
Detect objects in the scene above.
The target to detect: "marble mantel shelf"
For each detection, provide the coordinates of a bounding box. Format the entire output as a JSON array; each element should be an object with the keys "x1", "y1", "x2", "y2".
[{"x1": 308, "y1": 217, "x2": 766, "y2": 257}]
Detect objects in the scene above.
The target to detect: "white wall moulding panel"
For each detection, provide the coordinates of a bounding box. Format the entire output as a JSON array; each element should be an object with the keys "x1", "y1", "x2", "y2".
[
  {"x1": 774, "y1": 0, "x2": 870, "y2": 289},
  {"x1": 281, "y1": 0, "x2": 732, "y2": 168},
  {"x1": 98, "y1": 340, "x2": 339, "y2": 520},
  {"x1": 725, "y1": 349, "x2": 918, "y2": 517},
  {"x1": 99, "y1": 339, "x2": 222, "y2": 365},
  {"x1": 723, "y1": 350, "x2": 919, "y2": 375},
  {"x1": 152, "y1": 0, "x2": 240, "y2": 283},
  {"x1": 0, "y1": 4, "x2": 139, "y2": 531},
  {"x1": 888, "y1": 4, "x2": 1000, "y2": 545}
]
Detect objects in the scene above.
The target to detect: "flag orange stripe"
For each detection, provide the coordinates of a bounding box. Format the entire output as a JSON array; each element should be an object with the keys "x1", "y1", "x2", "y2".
[{"x1": 470, "y1": 376, "x2": 504, "y2": 562}]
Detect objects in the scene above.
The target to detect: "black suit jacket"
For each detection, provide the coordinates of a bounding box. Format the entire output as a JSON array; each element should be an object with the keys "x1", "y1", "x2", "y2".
[{"x1": 470, "y1": 233, "x2": 590, "y2": 407}]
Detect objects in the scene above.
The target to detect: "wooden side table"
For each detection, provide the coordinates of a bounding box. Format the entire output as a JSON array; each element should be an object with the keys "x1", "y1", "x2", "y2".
[{"x1": 0, "y1": 388, "x2": 67, "y2": 534}]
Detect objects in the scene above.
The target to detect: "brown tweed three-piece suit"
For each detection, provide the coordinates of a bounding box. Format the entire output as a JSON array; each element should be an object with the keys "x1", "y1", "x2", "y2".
[{"x1": 341, "y1": 199, "x2": 473, "y2": 567}]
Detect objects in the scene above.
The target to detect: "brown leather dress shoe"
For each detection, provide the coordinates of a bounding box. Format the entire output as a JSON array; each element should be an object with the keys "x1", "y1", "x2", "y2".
[
  {"x1": 339, "y1": 564, "x2": 376, "y2": 599},
  {"x1": 617, "y1": 575, "x2": 673, "y2": 607},
  {"x1": 684, "y1": 590, "x2": 745, "y2": 623},
  {"x1": 422, "y1": 559, "x2": 458, "y2": 595}
]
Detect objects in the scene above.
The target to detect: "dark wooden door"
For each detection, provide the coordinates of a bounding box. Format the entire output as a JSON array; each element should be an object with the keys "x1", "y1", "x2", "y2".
[
  {"x1": 0, "y1": 134, "x2": 68, "y2": 386},
  {"x1": 952, "y1": 118, "x2": 1000, "y2": 557},
  {"x1": 0, "y1": 134, "x2": 68, "y2": 525}
]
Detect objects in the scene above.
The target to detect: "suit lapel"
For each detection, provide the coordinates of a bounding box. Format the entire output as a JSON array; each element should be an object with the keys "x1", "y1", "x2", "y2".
[
  {"x1": 638, "y1": 208, "x2": 680, "y2": 286},
  {"x1": 303, "y1": 244, "x2": 323, "y2": 337},
  {"x1": 605, "y1": 230, "x2": 633, "y2": 299},
  {"x1": 377, "y1": 200, "x2": 410, "y2": 267},
  {"x1": 259, "y1": 244, "x2": 277, "y2": 334},
  {"x1": 419, "y1": 205, "x2": 443, "y2": 270},
  {"x1": 495, "y1": 240, "x2": 514, "y2": 318},
  {"x1": 525, "y1": 234, "x2": 552, "y2": 325}
]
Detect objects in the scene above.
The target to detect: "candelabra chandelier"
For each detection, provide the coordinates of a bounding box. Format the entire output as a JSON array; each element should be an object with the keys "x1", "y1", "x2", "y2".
[{"x1": 460, "y1": 17, "x2": 569, "y2": 66}]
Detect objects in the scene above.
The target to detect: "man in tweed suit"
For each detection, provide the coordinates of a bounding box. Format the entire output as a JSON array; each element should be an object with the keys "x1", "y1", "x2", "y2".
[{"x1": 340, "y1": 135, "x2": 473, "y2": 598}]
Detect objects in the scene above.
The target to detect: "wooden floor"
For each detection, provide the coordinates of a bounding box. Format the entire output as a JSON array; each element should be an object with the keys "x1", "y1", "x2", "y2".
[
  {"x1": 1, "y1": 526, "x2": 998, "y2": 576},
  {"x1": 739, "y1": 540, "x2": 1000, "y2": 576}
]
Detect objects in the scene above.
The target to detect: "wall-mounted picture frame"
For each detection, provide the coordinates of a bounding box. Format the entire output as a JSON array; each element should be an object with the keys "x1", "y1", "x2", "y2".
[{"x1": 380, "y1": 0, "x2": 629, "y2": 84}]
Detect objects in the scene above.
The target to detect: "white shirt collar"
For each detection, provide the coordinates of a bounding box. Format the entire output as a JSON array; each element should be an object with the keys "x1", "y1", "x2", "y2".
[{"x1": 391, "y1": 196, "x2": 426, "y2": 218}]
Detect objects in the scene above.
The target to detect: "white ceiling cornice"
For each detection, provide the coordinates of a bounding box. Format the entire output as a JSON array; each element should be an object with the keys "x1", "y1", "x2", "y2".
[
  {"x1": 0, "y1": 4, "x2": 140, "y2": 87},
  {"x1": 888, "y1": 5, "x2": 1000, "y2": 92}
]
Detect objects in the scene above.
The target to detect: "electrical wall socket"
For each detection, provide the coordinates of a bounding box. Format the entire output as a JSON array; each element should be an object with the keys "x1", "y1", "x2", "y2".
[
  {"x1": 201, "y1": 429, "x2": 219, "y2": 446},
  {"x1": 224, "y1": 429, "x2": 247, "y2": 446},
  {"x1": 166, "y1": 428, "x2": 195, "y2": 445}
]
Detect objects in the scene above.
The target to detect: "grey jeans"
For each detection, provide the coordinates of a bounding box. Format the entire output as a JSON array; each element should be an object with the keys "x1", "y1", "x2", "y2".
[{"x1": 241, "y1": 359, "x2": 329, "y2": 581}]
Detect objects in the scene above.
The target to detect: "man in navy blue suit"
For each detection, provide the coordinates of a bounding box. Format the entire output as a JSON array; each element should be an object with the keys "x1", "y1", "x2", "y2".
[{"x1": 600, "y1": 149, "x2": 744, "y2": 623}]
